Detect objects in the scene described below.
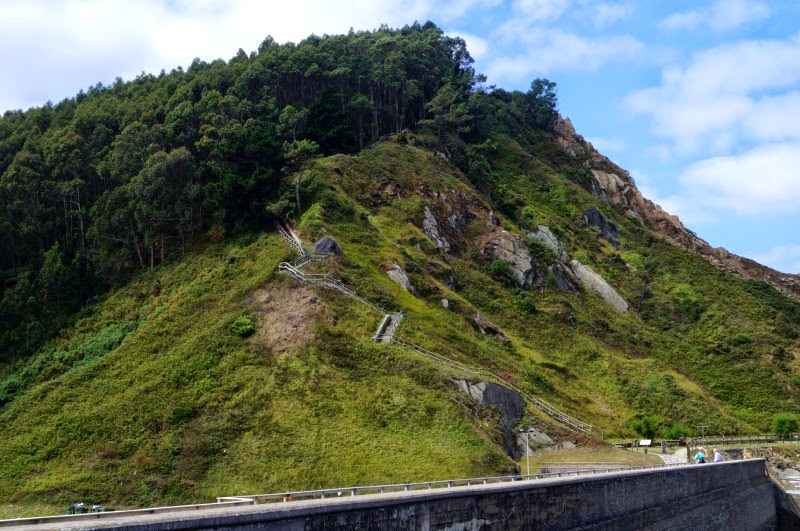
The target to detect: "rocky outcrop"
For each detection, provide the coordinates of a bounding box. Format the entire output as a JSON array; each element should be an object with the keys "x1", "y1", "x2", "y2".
[
  {"x1": 580, "y1": 207, "x2": 620, "y2": 248},
  {"x1": 481, "y1": 231, "x2": 537, "y2": 288},
  {"x1": 569, "y1": 260, "x2": 629, "y2": 313},
  {"x1": 385, "y1": 261, "x2": 413, "y2": 292},
  {"x1": 475, "y1": 312, "x2": 509, "y2": 343},
  {"x1": 525, "y1": 225, "x2": 567, "y2": 261},
  {"x1": 456, "y1": 380, "x2": 525, "y2": 458},
  {"x1": 312, "y1": 236, "x2": 343, "y2": 257},
  {"x1": 422, "y1": 206, "x2": 451, "y2": 253},
  {"x1": 554, "y1": 115, "x2": 800, "y2": 298},
  {"x1": 550, "y1": 262, "x2": 580, "y2": 291}
]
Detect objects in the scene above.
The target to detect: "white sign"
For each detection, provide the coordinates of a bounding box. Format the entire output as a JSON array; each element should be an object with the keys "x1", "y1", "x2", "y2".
[{"x1": 639, "y1": 439, "x2": 652, "y2": 446}]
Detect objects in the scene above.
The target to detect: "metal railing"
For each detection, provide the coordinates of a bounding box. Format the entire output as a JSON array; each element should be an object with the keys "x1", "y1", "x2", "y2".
[
  {"x1": 274, "y1": 218, "x2": 308, "y2": 256},
  {"x1": 278, "y1": 262, "x2": 388, "y2": 313},
  {"x1": 217, "y1": 461, "x2": 690, "y2": 506},
  {"x1": 391, "y1": 335, "x2": 592, "y2": 435},
  {"x1": 275, "y1": 223, "x2": 592, "y2": 435}
]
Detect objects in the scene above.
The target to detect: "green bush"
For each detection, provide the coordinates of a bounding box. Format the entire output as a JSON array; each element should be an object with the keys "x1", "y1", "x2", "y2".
[
  {"x1": 664, "y1": 423, "x2": 688, "y2": 440},
  {"x1": 487, "y1": 259, "x2": 518, "y2": 288},
  {"x1": 773, "y1": 413, "x2": 798, "y2": 435},
  {"x1": 632, "y1": 416, "x2": 659, "y2": 439},
  {"x1": 231, "y1": 316, "x2": 256, "y2": 338}
]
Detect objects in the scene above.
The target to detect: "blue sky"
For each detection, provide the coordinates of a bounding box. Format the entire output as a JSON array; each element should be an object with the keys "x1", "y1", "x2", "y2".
[{"x1": 2, "y1": 0, "x2": 799, "y2": 272}]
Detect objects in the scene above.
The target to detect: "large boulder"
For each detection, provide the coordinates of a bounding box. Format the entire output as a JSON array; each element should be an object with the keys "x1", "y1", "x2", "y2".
[
  {"x1": 385, "y1": 261, "x2": 413, "y2": 292},
  {"x1": 422, "y1": 206, "x2": 451, "y2": 253},
  {"x1": 550, "y1": 261, "x2": 580, "y2": 291},
  {"x1": 569, "y1": 260, "x2": 629, "y2": 313},
  {"x1": 475, "y1": 312, "x2": 510, "y2": 343},
  {"x1": 525, "y1": 225, "x2": 567, "y2": 261},
  {"x1": 481, "y1": 231, "x2": 537, "y2": 288},
  {"x1": 312, "y1": 236, "x2": 343, "y2": 257},
  {"x1": 456, "y1": 380, "x2": 525, "y2": 458},
  {"x1": 580, "y1": 207, "x2": 620, "y2": 248}
]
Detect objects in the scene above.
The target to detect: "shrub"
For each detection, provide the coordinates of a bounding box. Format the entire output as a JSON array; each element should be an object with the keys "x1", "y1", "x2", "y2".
[
  {"x1": 632, "y1": 416, "x2": 659, "y2": 439},
  {"x1": 670, "y1": 283, "x2": 706, "y2": 321},
  {"x1": 664, "y1": 423, "x2": 688, "y2": 440},
  {"x1": 773, "y1": 413, "x2": 798, "y2": 435},
  {"x1": 231, "y1": 316, "x2": 256, "y2": 338},
  {"x1": 487, "y1": 259, "x2": 518, "y2": 288}
]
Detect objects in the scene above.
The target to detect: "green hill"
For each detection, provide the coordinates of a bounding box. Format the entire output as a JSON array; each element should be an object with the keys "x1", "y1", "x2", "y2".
[{"x1": 1, "y1": 22, "x2": 799, "y2": 515}]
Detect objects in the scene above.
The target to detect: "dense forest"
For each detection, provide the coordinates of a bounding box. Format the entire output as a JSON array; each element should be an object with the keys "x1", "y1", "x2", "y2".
[{"x1": 0, "y1": 22, "x2": 556, "y2": 363}]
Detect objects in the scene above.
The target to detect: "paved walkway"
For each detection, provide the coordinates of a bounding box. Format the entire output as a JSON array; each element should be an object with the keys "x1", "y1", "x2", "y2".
[{"x1": 657, "y1": 447, "x2": 688, "y2": 465}]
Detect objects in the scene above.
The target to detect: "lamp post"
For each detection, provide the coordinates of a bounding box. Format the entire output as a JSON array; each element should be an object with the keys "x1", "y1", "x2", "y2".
[{"x1": 520, "y1": 427, "x2": 534, "y2": 478}]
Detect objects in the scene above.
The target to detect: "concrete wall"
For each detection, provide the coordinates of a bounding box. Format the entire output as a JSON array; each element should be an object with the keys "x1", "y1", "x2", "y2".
[{"x1": 7, "y1": 460, "x2": 783, "y2": 530}]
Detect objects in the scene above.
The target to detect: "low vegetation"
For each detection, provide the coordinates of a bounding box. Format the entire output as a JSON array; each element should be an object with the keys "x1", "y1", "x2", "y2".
[{"x1": 0, "y1": 23, "x2": 799, "y2": 516}]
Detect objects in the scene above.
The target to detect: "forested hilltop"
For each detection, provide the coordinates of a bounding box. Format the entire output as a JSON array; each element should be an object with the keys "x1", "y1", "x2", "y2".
[
  {"x1": 1, "y1": 22, "x2": 800, "y2": 513},
  {"x1": 0, "y1": 22, "x2": 489, "y2": 358}
]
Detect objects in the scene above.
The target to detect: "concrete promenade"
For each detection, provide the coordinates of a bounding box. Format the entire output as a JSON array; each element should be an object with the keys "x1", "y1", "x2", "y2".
[{"x1": 2, "y1": 459, "x2": 789, "y2": 530}]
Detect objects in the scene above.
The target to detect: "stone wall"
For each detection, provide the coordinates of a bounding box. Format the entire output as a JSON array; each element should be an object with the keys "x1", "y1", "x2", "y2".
[{"x1": 6, "y1": 460, "x2": 784, "y2": 530}]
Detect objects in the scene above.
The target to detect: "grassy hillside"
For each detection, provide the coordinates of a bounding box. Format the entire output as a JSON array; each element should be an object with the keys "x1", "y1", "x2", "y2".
[{"x1": 1, "y1": 135, "x2": 799, "y2": 515}]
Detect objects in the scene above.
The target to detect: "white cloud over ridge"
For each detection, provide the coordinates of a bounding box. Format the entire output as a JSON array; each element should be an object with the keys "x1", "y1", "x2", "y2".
[
  {"x1": 661, "y1": 0, "x2": 771, "y2": 32},
  {"x1": 624, "y1": 34, "x2": 800, "y2": 154},
  {"x1": 751, "y1": 244, "x2": 800, "y2": 275},
  {"x1": 0, "y1": 0, "x2": 437, "y2": 112},
  {"x1": 678, "y1": 143, "x2": 800, "y2": 215},
  {"x1": 486, "y1": 30, "x2": 642, "y2": 80}
]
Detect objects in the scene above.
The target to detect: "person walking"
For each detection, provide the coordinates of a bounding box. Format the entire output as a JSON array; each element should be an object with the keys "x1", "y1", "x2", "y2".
[
  {"x1": 694, "y1": 447, "x2": 706, "y2": 463},
  {"x1": 713, "y1": 448, "x2": 723, "y2": 462}
]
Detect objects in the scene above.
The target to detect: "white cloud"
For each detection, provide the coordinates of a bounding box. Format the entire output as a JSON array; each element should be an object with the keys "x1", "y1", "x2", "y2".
[
  {"x1": 487, "y1": 29, "x2": 642, "y2": 81},
  {"x1": 0, "y1": 0, "x2": 437, "y2": 112},
  {"x1": 590, "y1": 2, "x2": 635, "y2": 28},
  {"x1": 623, "y1": 35, "x2": 800, "y2": 153},
  {"x1": 511, "y1": 0, "x2": 571, "y2": 21},
  {"x1": 677, "y1": 143, "x2": 800, "y2": 215},
  {"x1": 661, "y1": 10, "x2": 704, "y2": 31},
  {"x1": 709, "y1": 0, "x2": 771, "y2": 31},
  {"x1": 750, "y1": 244, "x2": 800, "y2": 274},
  {"x1": 437, "y1": 0, "x2": 503, "y2": 22},
  {"x1": 661, "y1": 0, "x2": 771, "y2": 32},
  {"x1": 449, "y1": 31, "x2": 489, "y2": 61}
]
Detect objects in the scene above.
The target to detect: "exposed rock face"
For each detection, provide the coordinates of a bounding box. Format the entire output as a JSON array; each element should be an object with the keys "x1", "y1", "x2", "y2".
[
  {"x1": 422, "y1": 206, "x2": 450, "y2": 253},
  {"x1": 525, "y1": 225, "x2": 567, "y2": 261},
  {"x1": 475, "y1": 312, "x2": 509, "y2": 343},
  {"x1": 385, "y1": 261, "x2": 413, "y2": 292},
  {"x1": 312, "y1": 236, "x2": 343, "y2": 257},
  {"x1": 481, "y1": 231, "x2": 536, "y2": 288},
  {"x1": 550, "y1": 262, "x2": 580, "y2": 291},
  {"x1": 554, "y1": 115, "x2": 800, "y2": 298},
  {"x1": 569, "y1": 260, "x2": 629, "y2": 313},
  {"x1": 456, "y1": 380, "x2": 525, "y2": 458},
  {"x1": 580, "y1": 207, "x2": 620, "y2": 248}
]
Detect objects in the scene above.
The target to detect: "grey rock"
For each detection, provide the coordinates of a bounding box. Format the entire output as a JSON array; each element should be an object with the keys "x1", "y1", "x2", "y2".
[
  {"x1": 385, "y1": 261, "x2": 413, "y2": 292},
  {"x1": 312, "y1": 236, "x2": 343, "y2": 257},
  {"x1": 569, "y1": 260, "x2": 629, "y2": 313},
  {"x1": 485, "y1": 233, "x2": 536, "y2": 288},
  {"x1": 580, "y1": 207, "x2": 620, "y2": 248},
  {"x1": 526, "y1": 225, "x2": 567, "y2": 261},
  {"x1": 441, "y1": 298, "x2": 449, "y2": 309},
  {"x1": 517, "y1": 430, "x2": 554, "y2": 455},
  {"x1": 550, "y1": 261, "x2": 579, "y2": 291},
  {"x1": 475, "y1": 312, "x2": 509, "y2": 342},
  {"x1": 422, "y1": 207, "x2": 450, "y2": 253},
  {"x1": 457, "y1": 380, "x2": 524, "y2": 458}
]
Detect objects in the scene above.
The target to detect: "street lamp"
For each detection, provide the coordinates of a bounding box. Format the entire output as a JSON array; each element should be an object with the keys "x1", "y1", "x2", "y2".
[{"x1": 520, "y1": 427, "x2": 535, "y2": 478}]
